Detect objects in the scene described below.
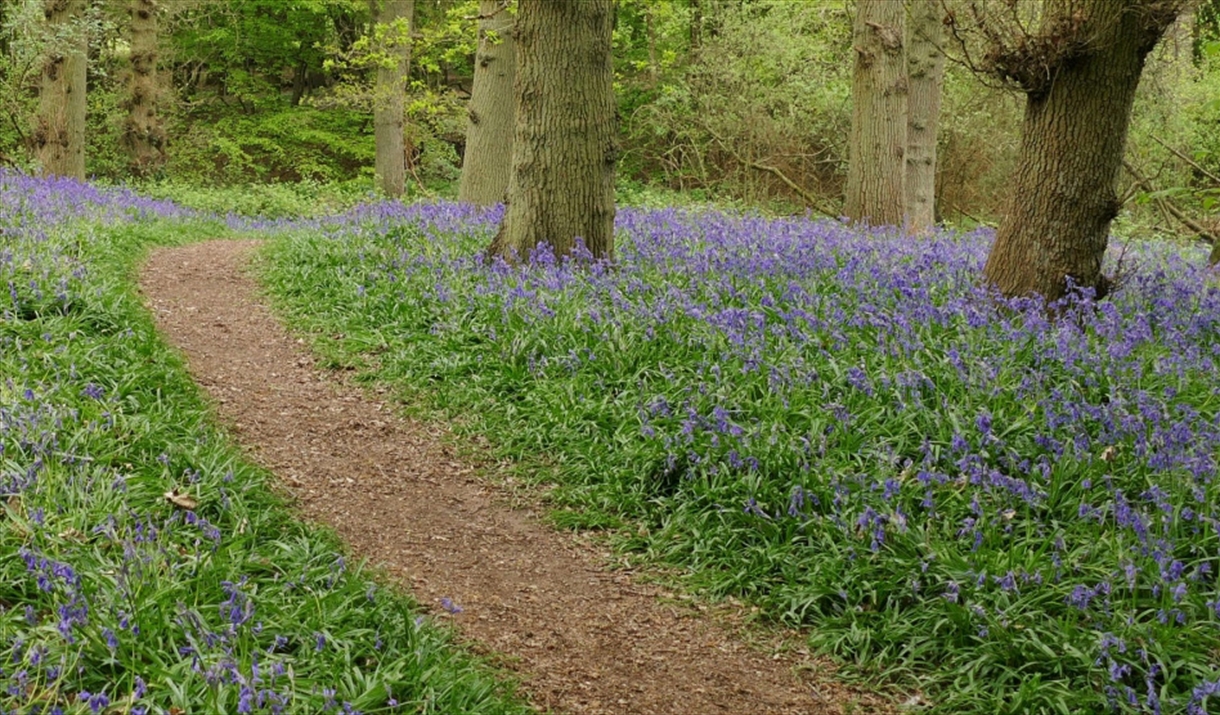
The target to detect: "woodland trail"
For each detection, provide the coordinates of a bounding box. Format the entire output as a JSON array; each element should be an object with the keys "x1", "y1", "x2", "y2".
[{"x1": 139, "y1": 239, "x2": 889, "y2": 715}]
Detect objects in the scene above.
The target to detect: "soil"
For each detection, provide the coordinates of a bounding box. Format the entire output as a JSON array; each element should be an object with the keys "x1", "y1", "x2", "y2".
[{"x1": 139, "y1": 240, "x2": 893, "y2": 715}]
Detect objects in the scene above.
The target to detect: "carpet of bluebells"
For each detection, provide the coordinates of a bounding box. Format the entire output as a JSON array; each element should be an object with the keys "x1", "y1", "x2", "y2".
[
  {"x1": 260, "y1": 202, "x2": 1220, "y2": 713},
  {"x1": 0, "y1": 172, "x2": 530, "y2": 715}
]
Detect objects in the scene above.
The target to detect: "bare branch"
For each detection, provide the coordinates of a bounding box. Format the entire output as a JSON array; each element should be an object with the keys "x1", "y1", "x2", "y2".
[
  {"x1": 1150, "y1": 134, "x2": 1220, "y2": 186},
  {"x1": 465, "y1": 0, "x2": 511, "y2": 21}
]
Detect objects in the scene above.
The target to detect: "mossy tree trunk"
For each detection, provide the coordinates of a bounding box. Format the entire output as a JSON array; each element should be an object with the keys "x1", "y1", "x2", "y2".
[
  {"x1": 35, "y1": 0, "x2": 87, "y2": 180},
  {"x1": 458, "y1": 0, "x2": 515, "y2": 207},
  {"x1": 904, "y1": 0, "x2": 944, "y2": 233},
  {"x1": 123, "y1": 0, "x2": 166, "y2": 177},
  {"x1": 982, "y1": 1, "x2": 1185, "y2": 302},
  {"x1": 488, "y1": 0, "x2": 617, "y2": 262},
  {"x1": 371, "y1": 0, "x2": 413, "y2": 199},
  {"x1": 844, "y1": 0, "x2": 906, "y2": 227}
]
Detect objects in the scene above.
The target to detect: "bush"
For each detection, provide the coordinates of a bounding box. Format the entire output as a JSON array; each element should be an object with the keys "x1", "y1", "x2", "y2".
[
  {"x1": 164, "y1": 106, "x2": 375, "y2": 186},
  {"x1": 137, "y1": 178, "x2": 379, "y2": 218}
]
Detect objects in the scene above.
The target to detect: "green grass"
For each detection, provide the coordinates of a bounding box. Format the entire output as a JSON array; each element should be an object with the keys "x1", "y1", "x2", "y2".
[
  {"x1": 255, "y1": 205, "x2": 1220, "y2": 714},
  {"x1": 1, "y1": 213, "x2": 533, "y2": 714}
]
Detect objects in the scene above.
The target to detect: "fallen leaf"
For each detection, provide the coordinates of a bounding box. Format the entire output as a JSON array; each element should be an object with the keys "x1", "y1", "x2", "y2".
[{"x1": 164, "y1": 490, "x2": 198, "y2": 511}]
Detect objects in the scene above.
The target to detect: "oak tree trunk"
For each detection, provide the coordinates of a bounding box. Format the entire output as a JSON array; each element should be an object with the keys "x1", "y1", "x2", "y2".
[
  {"x1": 844, "y1": 0, "x2": 907, "y2": 227},
  {"x1": 983, "y1": 1, "x2": 1183, "y2": 302},
  {"x1": 123, "y1": 0, "x2": 166, "y2": 177},
  {"x1": 35, "y1": 0, "x2": 87, "y2": 180},
  {"x1": 488, "y1": 0, "x2": 617, "y2": 262},
  {"x1": 904, "y1": 0, "x2": 943, "y2": 234},
  {"x1": 458, "y1": 0, "x2": 516, "y2": 207},
  {"x1": 372, "y1": 0, "x2": 413, "y2": 199}
]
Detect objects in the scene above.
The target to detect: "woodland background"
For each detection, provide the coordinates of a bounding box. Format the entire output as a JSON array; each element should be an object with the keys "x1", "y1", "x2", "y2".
[
  {"x1": 6, "y1": 3, "x2": 1220, "y2": 713},
  {"x1": 1, "y1": 0, "x2": 1217, "y2": 229}
]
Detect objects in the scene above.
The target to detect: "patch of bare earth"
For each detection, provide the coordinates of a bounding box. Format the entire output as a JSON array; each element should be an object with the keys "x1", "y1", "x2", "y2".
[{"x1": 140, "y1": 240, "x2": 894, "y2": 715}]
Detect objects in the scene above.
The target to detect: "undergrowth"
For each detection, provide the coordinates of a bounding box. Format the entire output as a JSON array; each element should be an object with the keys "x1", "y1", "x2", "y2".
[
  {"x1": 0, "y1": 172, "x2": 530, "y2": 715},
  {"x1": 259, "y1": 201, "x2": 1220, "y2": 714}
]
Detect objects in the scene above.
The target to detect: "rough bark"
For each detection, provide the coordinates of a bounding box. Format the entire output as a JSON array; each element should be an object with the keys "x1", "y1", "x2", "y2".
[
  {"x1": 982, "y1": 0, "x2": 1185, "y2": 302},
  {"x1": 35, "y1": 0, "x2": 87, "y2": 180},
  {"x1": 123, "y1": 0, "x2": 166, "y2": 177},
  {"x1": 844, "y1": 0, "x2": 907, "y2": 227},
  {"x1": 904, "y1": 0, "x2": 944, "y2": 233},
  {"x1": 488, "y1": 0, "x2": 617, "y2": 262},
  {"x1": 371, "y1": 0, "x2": 413, "y2": 199},
  {"x1": 458, "y1": 0, "x2": 516, "y2": 207}
]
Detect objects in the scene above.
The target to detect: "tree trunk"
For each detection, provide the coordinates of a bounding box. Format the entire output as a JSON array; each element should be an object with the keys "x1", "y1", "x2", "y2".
[
  {"x1": 290, "y1": 56, "x2": 308, "y2": 106},
  {"x1": 982, "y1": 1, "x2": 1183, "y2": 302},
  {"x1": 690, "y1": 0, "x2": 702, "y2": 54},
  {"x1": 123, "y1": 0, "x2": 166, "y2": 177},
  {"x1": 646, "y1": 7, "x2": 658, "y2": 86},
  {"x1": 0, "y1": 2, "x2": 8, "y2": 58},
  {"x1": 488, "y1": 0, "x2": 617, "y2": 262},
  {"x1": 35, "y1": 0, "x2": 87, "y2": 180},
  {"x1": 371, "y1": 0, "x2": 413, "y2": 199},
  {"x1": 458, "y1": 0, "x2": 516, "y2": 207},
  {"x1": 904, "y1": 0, "x2": 943, "y2": 234},
  {"x1": 844, "y1": 0, "x2": 906, "y2": 227}
]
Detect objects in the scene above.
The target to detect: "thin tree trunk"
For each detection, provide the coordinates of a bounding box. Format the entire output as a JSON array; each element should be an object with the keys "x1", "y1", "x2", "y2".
[
  {"x1": 290, "y1": 56, "x2": 308, "y2": 106},
  {"x1": 844, "y1": 0, "x2": 906, "y2": 227},
  {"x1": 35, "y1": 0, "x2": 87, "y2": 180},
  {"x1": 690, "y1": 0, "x2": 702, "y2": 54},
  {"x1": 458, "y1": 0, "x2": 515, "y2": 206},
  {"x1": 372, "y1": 0, "x2": 413, "y2": 198},
  {"x1": 904, "y1": 0, "x2": 943, "y2": 233},
  {"x1": 0, "y1": 2, "x2": 8, "y2": 58},
  {"x1": 647, "y1": 7, "x2": 658, "y2": 86},
  {"x1": 124, "y1": 0, "x2": 166, "y2": 177},
  {"x1": 983, "y1": 1, "x2": 1183, "y2": 302},
  {"x1": 488, "y1": 0, "x2": 617, "y2": 261}
]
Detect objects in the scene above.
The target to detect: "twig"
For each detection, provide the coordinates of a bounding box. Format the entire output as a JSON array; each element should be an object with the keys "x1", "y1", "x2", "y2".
[
  {"x1": 1150, "y1": 134, "x2": 1220, "y2": 186},
  {"x1": 746, "y1": 161, "x2": 837, "y2": 216},
  {"x1": 406, "y1": 153, "x2": 432, "y2": 198},
  {"x1": 703, "y1": 124, "x2": 836, "y2": 216},
  {"x1": 944, "y1": 199, "x2": 991, "y2": 226},
  {"x1": 465, "y1": 0, "x2": 511, "y2": 21},
  {"x1": 1122, "y1": 159, "x2": 1220, "y2": 248}
]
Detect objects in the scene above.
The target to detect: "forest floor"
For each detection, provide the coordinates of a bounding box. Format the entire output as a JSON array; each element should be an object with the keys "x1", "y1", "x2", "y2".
[{"x1": 139, "y1": 239, "x2": 895, "y2": 715}]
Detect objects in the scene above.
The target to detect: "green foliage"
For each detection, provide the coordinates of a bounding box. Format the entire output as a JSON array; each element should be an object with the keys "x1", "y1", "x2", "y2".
[
  {"x1": 1195, "y1": 0, "x2": 1220, "y2": 65},
  {"x1": 404, "y1": 87, "x2": 465, "y2": 187},
  {"x1": 615, "y1": 0, "x2": 854, "y2": 207},
  {"x1": 412, "y1": 0, "x2": 481, "y2": 80},
  {"x1": 0, "y1": 0, "x2": 42, "y2": 168},
  {"x1": 165, "y1": 106, "x2": 375, "y2": 185},
  {"x1": 1117, "y1": 35, "x2": 1220, "y2": 237},
  {"x1": 169, "y1": 0, "x2": 366, "y2": 106},
  {"x1": 85, "y1": 69, "x2": 131, "y2": 180},
  {"x1": 136, "y1": 178, "x2": 378, "y2": 218},
  {"x1": 323, "y1": 16, "x2": 412, "y2": 84}
]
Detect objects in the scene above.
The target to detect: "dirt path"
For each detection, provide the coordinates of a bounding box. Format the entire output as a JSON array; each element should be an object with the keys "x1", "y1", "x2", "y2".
[{"x1": 140, "y1": 240, "x2": 886, "y2": 715}]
